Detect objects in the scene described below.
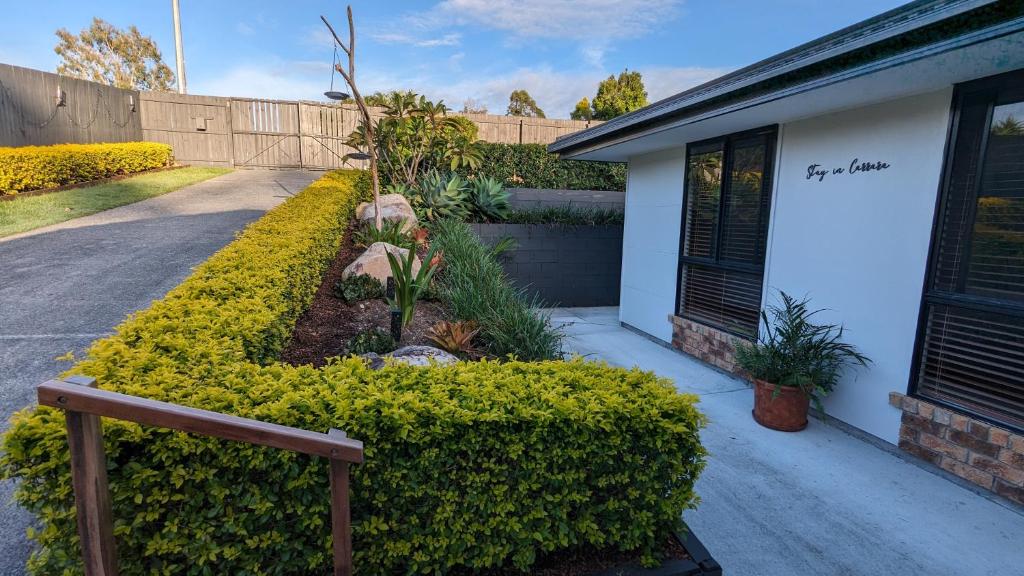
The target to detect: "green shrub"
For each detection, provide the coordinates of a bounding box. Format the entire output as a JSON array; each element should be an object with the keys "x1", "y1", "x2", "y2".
[
  {"x1": 429, "y1": 219, "x2": 563, "y2": 360},
  {"x1": 0, "y1": 142, "x2": 173, "y2": 195},
  {"x1": 1, "y1": 170, "x2": 705, "y2": 576},
  {"x1": 333, "y1": 274, "x2": 384, "y2": 303},
  {"x1": 501, "y1": 205, "x2": 625, "y2": 226},
  {"x1": 458, "y1": 143, "x2": 626, "y2": 191},
  {"x1": 351, "y1": 219, "x2": 414, "y2": 249},
  {"x1": 346, "y1": 328, "x2": 396, "y2": 354}
]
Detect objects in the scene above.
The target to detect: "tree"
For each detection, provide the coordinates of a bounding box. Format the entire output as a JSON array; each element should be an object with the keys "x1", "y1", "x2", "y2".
[
  {"x1": 993, "y1": 114, "x2": 1024, "y2": 136},
  {"x1": 55, "y1": 17, "x2": 175, "y2": 91},
  {"x1": 364, "y1": 90, "x2": 415, "y2": 107},
  {"x1": 592, "y1": 69, "x2": 648, "y2": 120},
  {"x1": 461, "y1": 98, "x2": 488, "y2": 114},
  {"x1": 507, "y1": 89, "x2": 545, "y2": 118},
  {"x1": 570, "y1": 97, "x2": 593, "y2": 121}
]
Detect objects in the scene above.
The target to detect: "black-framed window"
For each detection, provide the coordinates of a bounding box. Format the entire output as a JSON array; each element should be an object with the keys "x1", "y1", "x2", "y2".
[
  {"x1": 676, "y1": 126, "x2": 777, "y2": 339},
  {"x1": 913, "y1": 70, "x2": 1024, "y2": 431}
]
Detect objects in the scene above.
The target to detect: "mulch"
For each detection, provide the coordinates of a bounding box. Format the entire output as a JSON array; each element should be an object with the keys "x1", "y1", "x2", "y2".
[{"x1": 280, "y1": 225, "x2": 449, "y2": 368}]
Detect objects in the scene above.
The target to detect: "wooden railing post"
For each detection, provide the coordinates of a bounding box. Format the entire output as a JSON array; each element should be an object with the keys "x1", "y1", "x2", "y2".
[
  {"x1": 60, "y1": 376, "x2": 119, "y2": 576},
  {"x1": 328, "y1": 428, "x2": 353, "y2": 576}
]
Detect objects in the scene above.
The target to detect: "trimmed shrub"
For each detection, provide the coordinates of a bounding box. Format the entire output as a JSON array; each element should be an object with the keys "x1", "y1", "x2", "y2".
[
  {"x1": 459, "y1": 142, "x2": 626, "y2": 191},
  {"x1": 429, "y1": 219, "x2": 563, "y2": 360},
  {"x1": 1, "y1": 170, "x2": 705, "y2": 576},
  {"x1": 0, "y1": 142, "x2": 174, "y2": 195}
]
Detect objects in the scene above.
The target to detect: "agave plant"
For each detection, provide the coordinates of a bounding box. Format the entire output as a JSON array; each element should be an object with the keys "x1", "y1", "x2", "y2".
[
  {"x1": 384, "y1": 181, "x2": 415, "y2": 201},
  {"x1": 428, "y1": 320, "x2": 482, "y2": 358},
  {"x1": 352, "y1": 219, "x2": 414, "y2": 249},
  {"x1": 468, "y1": 176, "x2": 510, "y2": 222},
  {"x1": 413, "y1": 171, "x2": 470, "y2": 221}
]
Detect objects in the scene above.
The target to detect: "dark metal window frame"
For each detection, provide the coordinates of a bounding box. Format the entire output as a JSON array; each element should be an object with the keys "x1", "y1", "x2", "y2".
[
  {"x1": 674, "y1": 124, "x2": 778, "y2": 340},
  {"x1": 909, "y1": 69, "x2": 1024, "y2": 433}
]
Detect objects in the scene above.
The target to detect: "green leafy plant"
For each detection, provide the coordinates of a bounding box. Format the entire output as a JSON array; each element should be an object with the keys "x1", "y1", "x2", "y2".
[
  {"x1": 333, "y1": 274, "x2": 384, "y2": 303},
  {"x1": 412, "y1": 170, "x2": 470, "y2": 221},
  {"x1": 735, "y1": 291, "x2": 871, "y2": 416},
  {"x1": 351, "y1": 219, "x2": 414, "y2": 249},
  {"x1": 428, "y1": 320, "x2": 482, "y2": 358},
  {"x1": 456, "y1": 143, "x2": 626, "y2": 191},
  {"x1": 0, "y1": 142, "x2": 173, "y2": 195},
  {"x1": 385, "y1": 245, "x2": 439, "y2": 327},
  {"x1": 487, "y1": 235, "x2": 517, "y2": 258},
  {"x1": 429, "y1": 220, "x2": 562, "y2": 360},
  {"x1": 503, "y1": 205, "x2": 625, "y2": 226},
  {"x1": 346, "y1": 327, "x2": 396, "y2": 354},
  {"x1": 467, "y1": 176, "x2": 510, "y2": 222},
  {"x1": 1, "y1": 169, "x2": 706, "y2": 575},
  {"x1": 347, "y1": 91, "x2": 482, "y2": 187}
]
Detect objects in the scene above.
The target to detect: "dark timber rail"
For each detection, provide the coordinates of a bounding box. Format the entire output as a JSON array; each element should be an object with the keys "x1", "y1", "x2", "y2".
[{"x1": 37, "y1": 376, "x2": 365, "y2": 576}]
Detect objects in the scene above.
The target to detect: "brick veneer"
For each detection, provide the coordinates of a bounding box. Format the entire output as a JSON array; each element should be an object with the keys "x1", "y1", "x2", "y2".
[
  {"x1": 669, "y1": 315, "x2": 747, "y2": 375},
  {"x1": 889, "y1": 392, "x2": 1024, "y2": 505}
]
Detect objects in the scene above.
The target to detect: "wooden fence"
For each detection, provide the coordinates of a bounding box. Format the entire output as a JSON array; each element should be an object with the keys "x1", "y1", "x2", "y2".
[
  {"x1": 0, "y1": 63, "x2": 142, "y2": 147},
  {"x1": 140, "y1": 93, "x2": 600, "y2": 169},
  {"x1": 1, "y1": 62, "x2": 600, "y2": 169}
]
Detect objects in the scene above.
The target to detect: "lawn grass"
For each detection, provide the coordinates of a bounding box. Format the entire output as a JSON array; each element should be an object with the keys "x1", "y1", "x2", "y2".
[{"x1": 0, "y1": 167, "x2": 231, "y2": 238}]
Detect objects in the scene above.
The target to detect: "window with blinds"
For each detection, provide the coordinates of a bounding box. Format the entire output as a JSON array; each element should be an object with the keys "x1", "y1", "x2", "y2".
[
  {"x1": 677, "y1": 127, "x2": 776, "y2": 338},
  {"x1": 915, "y1": 70, "x2": 1024, "y2": 430}
]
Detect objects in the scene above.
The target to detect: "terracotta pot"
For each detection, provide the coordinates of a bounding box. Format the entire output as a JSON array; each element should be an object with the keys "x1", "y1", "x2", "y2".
[{"x1": 752, "y1": 379, "x2": 809, "y2": 432}]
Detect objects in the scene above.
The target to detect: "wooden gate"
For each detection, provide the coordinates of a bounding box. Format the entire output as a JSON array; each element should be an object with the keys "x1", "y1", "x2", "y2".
[{"x1": 230, "y1": 98, "x2": 302, "y2": 168}]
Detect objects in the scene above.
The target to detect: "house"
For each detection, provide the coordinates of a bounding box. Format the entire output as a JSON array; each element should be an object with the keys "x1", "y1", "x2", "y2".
[{"x1": 550, "y1": 0, "x2": 1024, "y2": 504}]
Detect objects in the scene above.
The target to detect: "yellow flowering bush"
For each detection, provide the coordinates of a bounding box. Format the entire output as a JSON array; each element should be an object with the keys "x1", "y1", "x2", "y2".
[{"x1": 0, "y1": 142, "x2": 173, "y2": 195}]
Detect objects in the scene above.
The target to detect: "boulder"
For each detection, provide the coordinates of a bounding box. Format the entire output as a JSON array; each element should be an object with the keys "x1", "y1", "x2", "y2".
[
  {"x1": 356, "y1": 194, "x2": 418, "y2": 232},
  {"x1": 361, "y1": 345, "x2": 459, "y2": 369},
  {"x1": 342, "y1": 242, "x2": 420, "y2": 285}
]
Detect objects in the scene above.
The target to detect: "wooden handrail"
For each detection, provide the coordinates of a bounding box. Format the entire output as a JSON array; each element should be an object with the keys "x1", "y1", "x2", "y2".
[{"x1": 38, "y1": 376, "x2": 363, "y2": 576}]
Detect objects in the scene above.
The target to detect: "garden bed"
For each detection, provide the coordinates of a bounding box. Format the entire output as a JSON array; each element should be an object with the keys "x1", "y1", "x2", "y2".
[{"x1": 280, "y1": 224, "x2": 448, "y2": 367}]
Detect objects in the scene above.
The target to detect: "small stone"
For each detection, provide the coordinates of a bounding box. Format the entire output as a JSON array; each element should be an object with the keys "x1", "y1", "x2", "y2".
[{"x1": 356, "y1": 194, "x2": 418, "y2": 232}]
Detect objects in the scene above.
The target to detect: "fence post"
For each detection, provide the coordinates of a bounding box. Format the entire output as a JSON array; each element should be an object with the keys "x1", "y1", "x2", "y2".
[
  {"x1": 61, "y1": 376, "x2": 119, "y2": 576},
  {"x1": 328, "y1": 428, "x2": 353, "y2": 576}
]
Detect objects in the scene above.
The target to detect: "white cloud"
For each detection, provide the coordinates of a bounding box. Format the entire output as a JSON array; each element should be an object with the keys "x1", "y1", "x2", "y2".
[
  {"x1": 236, "y1": 22, "x2": 255, "y2": 36},
  {"x1": 189, "y1": 61, "x2": 330, "y2": 101},
  {"x1": 372, "y1": 32, "x2": 461, "y2": 48}
]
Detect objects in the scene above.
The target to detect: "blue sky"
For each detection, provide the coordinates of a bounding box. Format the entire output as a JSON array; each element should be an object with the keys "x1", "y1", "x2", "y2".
[{"x1": 0, "y1": 1, "x2": 907, "y2": 118}]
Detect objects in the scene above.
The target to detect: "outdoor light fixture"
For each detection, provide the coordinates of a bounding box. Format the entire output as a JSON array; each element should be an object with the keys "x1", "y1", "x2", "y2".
[
  {"x1": 55, "y1": 86, "x2": 65, "y2": 107},
  {"x1": 129, "y1": 94, "x2": 136, "y2": 112},
  {"x1": 324, "y1": 90, "x2": 350, "y2": 101}
]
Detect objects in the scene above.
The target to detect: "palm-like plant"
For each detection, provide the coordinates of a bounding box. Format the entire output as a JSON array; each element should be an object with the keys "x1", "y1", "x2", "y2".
[{"x1": 735, "y1": 291, "x2": 870, "y2": 416}]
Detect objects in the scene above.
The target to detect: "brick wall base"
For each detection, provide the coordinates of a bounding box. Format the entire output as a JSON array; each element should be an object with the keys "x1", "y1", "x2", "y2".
[
  {"x1": 669, "y1": 315, "x2": 747, "y2": 375},
  {"x1": 889, "y1": 392, "x2": 1024, "y2": 505}
]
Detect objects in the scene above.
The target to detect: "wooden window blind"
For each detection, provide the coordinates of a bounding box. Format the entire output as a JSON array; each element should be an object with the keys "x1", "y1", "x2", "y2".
[{"x1": 677, "y1": 127, "x2": 776, "y2": 339}]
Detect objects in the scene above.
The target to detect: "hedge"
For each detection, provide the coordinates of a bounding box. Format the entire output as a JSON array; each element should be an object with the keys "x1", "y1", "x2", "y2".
[
  {"x1": 461, "y1": 142, "x2": 626, "y2": 191},
  {"x1": 0, "y1": 142, "x2": 173, "y2": 195},
  {"x1": 1, "y1": 170, "x2": 706, "y2": 575}
]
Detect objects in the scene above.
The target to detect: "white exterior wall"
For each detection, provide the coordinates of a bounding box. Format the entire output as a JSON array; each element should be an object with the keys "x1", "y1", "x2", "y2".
[
  {"x1": 765, "y1": 89, "x2": 953, "y2": 443},
  {"x1": 620, "y1": 148, "x2": 686, "y2": 341}
]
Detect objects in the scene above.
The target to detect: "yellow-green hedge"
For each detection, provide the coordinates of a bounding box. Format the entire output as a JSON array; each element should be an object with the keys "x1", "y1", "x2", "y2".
[
  {"x1": 0, "y1": 142, "x2": 173, "y2": 195},
  {"x1": 1, "y1": 170, "x2": 706, "y2": 575}
]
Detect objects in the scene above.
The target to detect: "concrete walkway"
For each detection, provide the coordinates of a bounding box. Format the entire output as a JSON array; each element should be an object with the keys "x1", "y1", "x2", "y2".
[
  {"x1": 0, "y1": 169, "x2": 318, "y2": 575},
  {"x1": 551, "y1": 307, "x2": 1024, "y2": 576}
]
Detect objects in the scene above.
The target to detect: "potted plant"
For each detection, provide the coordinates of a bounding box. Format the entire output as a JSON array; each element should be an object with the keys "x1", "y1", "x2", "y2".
[{"x1": 735, "y1": 291, "x2": 870, "y2": 431}]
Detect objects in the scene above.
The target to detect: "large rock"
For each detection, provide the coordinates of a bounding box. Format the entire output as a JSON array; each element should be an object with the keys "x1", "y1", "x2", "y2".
[
  {"x1": 342, "y1": 242, "x2": 420, "y2": 284},
  {"x1": 356, "y1": 194, "x2": 417, "y2": 232},
  {"x1": 361, "y1": 345, "x2": 459, "y2": 369}
]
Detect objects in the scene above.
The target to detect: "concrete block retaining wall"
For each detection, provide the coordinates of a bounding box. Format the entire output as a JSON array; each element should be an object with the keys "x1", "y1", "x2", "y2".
[{"x1": 468, "y1": 223, "x2": 622, "y2": 307}]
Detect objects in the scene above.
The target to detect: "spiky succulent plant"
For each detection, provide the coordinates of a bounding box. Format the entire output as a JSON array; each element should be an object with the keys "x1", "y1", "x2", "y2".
[
  {"x1": 468, "y1": 176, "x2": 510, "y2": 222},
  {"x1": 413, "y1": 171, "x2": 471, "y2": 221}
]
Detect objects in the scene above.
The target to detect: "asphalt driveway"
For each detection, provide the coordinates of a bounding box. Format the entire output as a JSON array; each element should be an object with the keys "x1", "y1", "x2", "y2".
[{"x1": 0, "y1": 169, "x2": 318, "y2": 575}]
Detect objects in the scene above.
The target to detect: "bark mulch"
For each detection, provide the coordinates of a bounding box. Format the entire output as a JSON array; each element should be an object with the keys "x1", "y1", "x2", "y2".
[{"x1": 280, "y1": 228, "x2": 448, "y2": 368}]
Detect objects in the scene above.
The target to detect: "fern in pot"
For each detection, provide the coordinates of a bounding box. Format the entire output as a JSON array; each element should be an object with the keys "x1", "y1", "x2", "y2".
[{"x1": 735, "y1": 291, "x2": 870, "y2": 432}]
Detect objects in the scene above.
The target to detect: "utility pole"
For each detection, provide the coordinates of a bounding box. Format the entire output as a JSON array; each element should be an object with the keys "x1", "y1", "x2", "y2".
[{"x1": 172, "y1": 0, "x2": 187, "y2": 94}]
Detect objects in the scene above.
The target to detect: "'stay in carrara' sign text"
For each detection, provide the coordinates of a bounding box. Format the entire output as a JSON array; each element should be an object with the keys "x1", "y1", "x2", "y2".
[{"x1": 806, "y1": 158, "x2": 891, "y2": 182}]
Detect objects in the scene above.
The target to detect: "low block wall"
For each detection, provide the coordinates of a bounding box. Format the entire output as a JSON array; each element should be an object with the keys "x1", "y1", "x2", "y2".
[
  {"x1": 670, "y1": 315, "x2": 747, "y2": 375},
  {"x1": 507, "y1": 188, "x2": 625, "y2": 211},
  {"x1": 469, "y1": 223, "x2": 622, "y2": 307}
]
